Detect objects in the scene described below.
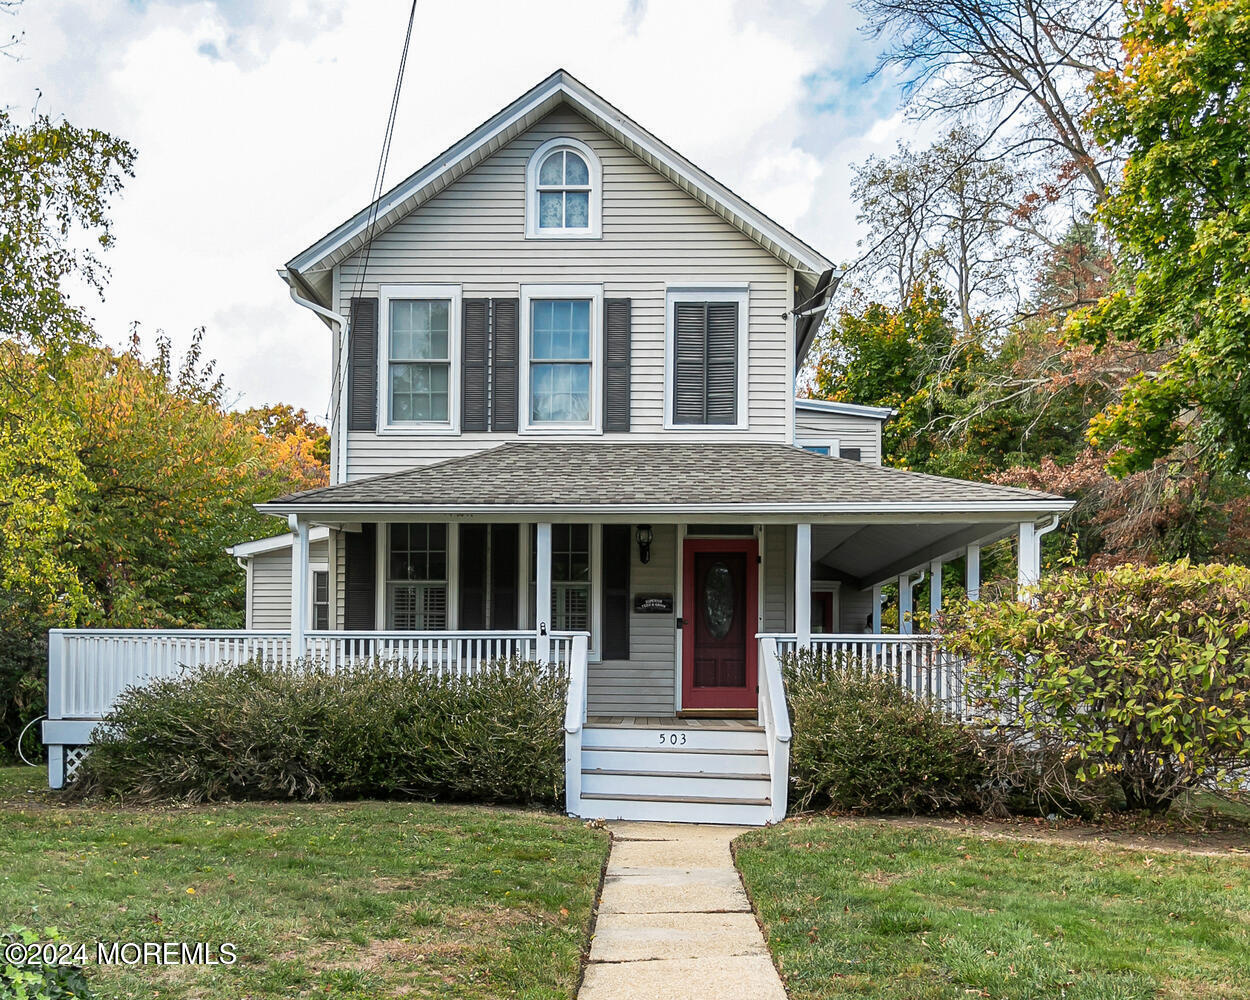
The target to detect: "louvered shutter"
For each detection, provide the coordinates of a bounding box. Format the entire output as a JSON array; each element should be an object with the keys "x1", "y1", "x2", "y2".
[
  {"x1": 603, "y1": 298, "x2": 632, "y2": 432},
  {"x1": 458, "y1": 524, "x2": 487, "y2": 629},
  {"x1": 705, "y1": 303, "x2": 738, "y2": 424},
  {"x1": 491, "y1": 298, "x2": 520, "y2": 431},
  {"x1": 673, "y1": 302, "x2": 707, "y2": 424},
  {"x1": 347, "y1": 298, "x2": 378, "y2": 431},
  {"x1": 601, "y1": 524, "x2": 631, "y2": 660},
  {"x1": 490, "y1": 523, "x2": 519, "y2": 629},
  {"x1": 343, "y1": 524, "x2": 376, "y2": 630},
  {"x1": 461, "y1": 299, "x2": 489, "y2": 432}
]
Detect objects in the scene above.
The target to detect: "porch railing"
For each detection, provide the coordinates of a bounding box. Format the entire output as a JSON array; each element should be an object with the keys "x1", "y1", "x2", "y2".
[
  {"x1": 756, "y1": 634, "x2": 792, "y2": 823},
  {"x1": 765, "y1": 632, "x2": 969, "y2": 719},
  {"x1": 43, "y1": 628, "x2": 584, "y2": 788}
]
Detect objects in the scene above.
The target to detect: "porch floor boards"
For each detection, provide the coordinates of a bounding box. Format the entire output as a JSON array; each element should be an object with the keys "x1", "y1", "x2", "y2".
[{"x1": 586, "y1": 716, "x2": 763, "y2": 732}]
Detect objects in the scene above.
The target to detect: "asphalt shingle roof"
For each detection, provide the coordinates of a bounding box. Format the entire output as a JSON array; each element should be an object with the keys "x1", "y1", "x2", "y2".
[{"x1": 271, "y1": 442, "x2": 1065, "y2": 511}]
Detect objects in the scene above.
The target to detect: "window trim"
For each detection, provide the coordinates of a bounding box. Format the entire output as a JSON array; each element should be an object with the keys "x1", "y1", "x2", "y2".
[
  {"x1": 376, "y1": 283, "x2": 462, "y2": 435},
  {"x1": 524, "y1": 523, "x2": 602, "y2": 662},
  {"x1": 519, "y1": 284, "x2": 603, "y2": 434},
  {"x1": 664, "y1": 284, "x2": 750, "y2": 430},
  {"x1": 309, "y1": 563, "x2": 330, "y2": 632},
  {"x1": 797, "y1": 438, "x2": 840, "y2": 457},
  {"x1": 525, "y1": 137, "x2": 603, "y2": 239}
]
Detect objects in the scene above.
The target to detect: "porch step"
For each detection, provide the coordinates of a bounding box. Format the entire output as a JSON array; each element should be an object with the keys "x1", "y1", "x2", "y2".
[
  {"x1": 577, "y1": 792, "x2": 773, "y2": 826},
  {"x1": 573, "y1": 722, "x2": 774, "y2": 825}
]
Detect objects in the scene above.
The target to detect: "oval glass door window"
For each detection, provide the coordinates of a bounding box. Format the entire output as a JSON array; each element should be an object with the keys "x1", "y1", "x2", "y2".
[{"x1": 704, "y1": 561, "x2": 735, "y2": 639}]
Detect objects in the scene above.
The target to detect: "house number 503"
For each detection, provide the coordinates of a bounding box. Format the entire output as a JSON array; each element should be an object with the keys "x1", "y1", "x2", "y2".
[{"x1": 659, "y1": 732, "x2": 686, "y2": 745}]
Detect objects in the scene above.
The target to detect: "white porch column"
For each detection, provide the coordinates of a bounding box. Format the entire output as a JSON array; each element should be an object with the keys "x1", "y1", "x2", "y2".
[
  {"x1": 289, "y1": 514, "x2": 310, "y2": 659},
  {"x1": 897, "y1": 573, "x2": 913, "y2": 635},
  {"x1": 536, "y1": 522, "x2": 552, "y2": 663},
  {"x1": 966, "y1": 543, "x2": 981, "y2": 602},
  {"x1": 871, "y1": 584, "x2": 882, "y2": 634},
  {"x1": 1018, "y1": 521, "x2": 1040, "y2": 594},
  {"x1": 929, "y1": 558, "x2": 943, "y2": 622},
  {"x1": 795, "y1": 523, "x2": 812, "y2": 649}
]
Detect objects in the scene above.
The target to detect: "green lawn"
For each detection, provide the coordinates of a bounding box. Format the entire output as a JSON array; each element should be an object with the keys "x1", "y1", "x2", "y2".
[
  {"x1": 0, "y1": 766, "x2": 608, "y2": 999},
  {"x1": 736, "y1": 818, "x2": 1250, "y2": 1000}
]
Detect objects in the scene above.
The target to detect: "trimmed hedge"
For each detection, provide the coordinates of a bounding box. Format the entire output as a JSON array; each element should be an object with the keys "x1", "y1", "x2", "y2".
[
  {"x1": 784, "y1": 650, "x2": 986, "y2": 814},
  {"x1": 74, "y1": 659, "x2": 567, "y2": 805}
]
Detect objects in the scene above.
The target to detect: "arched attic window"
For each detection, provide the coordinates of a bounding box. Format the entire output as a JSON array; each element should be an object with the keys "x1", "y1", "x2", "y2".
[{"x1": 526, "y1": 137, "x2": 602, "y2": 239}]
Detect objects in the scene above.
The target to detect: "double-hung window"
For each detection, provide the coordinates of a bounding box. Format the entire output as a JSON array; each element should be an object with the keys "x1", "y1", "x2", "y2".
[
  {"x1": 666, "y1": 287, "x2": 748, "y2": 428},
  {"x1": 312, "y1": 570, "x2": 330, "y2": 630},
  {"x1": 380, "y1": 285, "x2": 461, "y2": 431},
  {"x1": 522, "y1": 286, "x2": 601, "y2": 431},
  {"x1": 386, "y1": 524, "x2": 448, "y2": 630}
]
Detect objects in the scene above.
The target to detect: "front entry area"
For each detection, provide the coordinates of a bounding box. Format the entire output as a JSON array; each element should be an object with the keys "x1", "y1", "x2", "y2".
[{"x1": 681, "y1": 538, "x2": 758, "y2": 714}]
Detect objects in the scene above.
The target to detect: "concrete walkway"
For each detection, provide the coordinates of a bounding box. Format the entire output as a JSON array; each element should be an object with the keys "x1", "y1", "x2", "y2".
[{"x1": 578, "y1": 822, "x2": 786, "y2": 1000}]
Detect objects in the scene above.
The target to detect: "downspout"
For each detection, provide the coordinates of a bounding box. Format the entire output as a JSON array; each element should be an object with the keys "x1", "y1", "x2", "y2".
[
  {"x1": 1035, "y1": 514, "x2": 1061, "y2": 540},
  {"x1": 286, "y1": 280, "x2": 350, "y2": 486}
]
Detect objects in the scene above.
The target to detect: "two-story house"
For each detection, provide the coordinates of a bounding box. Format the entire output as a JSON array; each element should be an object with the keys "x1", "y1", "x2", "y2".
[{"x1": 46, "y1": 71, "x2": 1070, "y2": 823}]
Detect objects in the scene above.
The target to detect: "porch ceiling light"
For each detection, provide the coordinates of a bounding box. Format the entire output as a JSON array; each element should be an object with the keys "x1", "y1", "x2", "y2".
[{"x1": 636, "y1": 524, "x2": 653, "y2": 564}]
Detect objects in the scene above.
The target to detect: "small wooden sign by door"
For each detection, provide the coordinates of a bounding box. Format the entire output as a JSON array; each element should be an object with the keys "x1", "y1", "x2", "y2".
[{"x1": 681, "y1": 538, "x2": 758, "y2": 712}]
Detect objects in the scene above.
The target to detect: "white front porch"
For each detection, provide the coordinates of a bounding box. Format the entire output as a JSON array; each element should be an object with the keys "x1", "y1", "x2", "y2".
[{"x1": 44, "y1": 513, "x2": 1053, "y2": 823}]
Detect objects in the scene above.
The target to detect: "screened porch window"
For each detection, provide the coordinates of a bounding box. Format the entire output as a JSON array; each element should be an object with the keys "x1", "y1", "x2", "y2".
[
  {"x1": 386, "y1": 523, "x2": 448, "y2": 629},
  {"x1": 530, "y1": 299, "x2": 592, "y2": 424},
  {"x1": 530, "y1": 524, "x2": 591, "y2": 632},
  {"x1": 312, "y1": 570, "x2": 330, "y2": 630},
  {"x1": 388, "y1": 299, "x2": 450, "y2": 423}
]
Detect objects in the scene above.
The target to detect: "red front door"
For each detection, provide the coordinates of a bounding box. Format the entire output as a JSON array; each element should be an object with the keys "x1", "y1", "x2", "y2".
[{"x1": 681, "y1": 538, "x2": 758, "y2": 712}]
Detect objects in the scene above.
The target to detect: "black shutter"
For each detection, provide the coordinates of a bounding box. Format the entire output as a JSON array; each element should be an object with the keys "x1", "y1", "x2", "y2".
[
  {"x1": 604, "y1": 298, "x2": 632, "y2": 432},
  {"x1": 347, "y1": 298, "x2": 378, "y2": 430},
  {"x1": 491, "y1": 298, "x2": 519, "y2": 431},
  {"x1": 490, "y1": 523, "x2": 519, "y2": 629},
  {"x1": 602, "y1": 524, "x2": 631, "y2": 661},
  {"x1": 705, "y1": 303, "x2": 738, "y2": 424},
  {"x1": 673, "y1": 302, "x2": 707, "y2": 425},
  {"x1": 458, "y1": 524, "x2": 487, "y2": 629},
  {"x1": 461, "y1": 299, "x2": 489, "y2": 432},
  {"x1": 343, "y1": 524, "x2": 376, "y2": 630},
  {"x1": 840, "y1": 447, "x2": 862, "y2": 462}
]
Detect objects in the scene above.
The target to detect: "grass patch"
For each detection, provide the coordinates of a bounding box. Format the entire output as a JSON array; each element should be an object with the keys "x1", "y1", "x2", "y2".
[
  {"x1": 735, "y1": 817, "x2": 1250, "y2": 999},
  {"x1": 0, "y1": 766, "x2": 608, "y2": 999}
]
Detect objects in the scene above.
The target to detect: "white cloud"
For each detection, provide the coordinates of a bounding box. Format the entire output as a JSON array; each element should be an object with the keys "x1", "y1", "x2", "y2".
[{"x1": 3, "y1": 0, "x2": 906, "y2": 416}]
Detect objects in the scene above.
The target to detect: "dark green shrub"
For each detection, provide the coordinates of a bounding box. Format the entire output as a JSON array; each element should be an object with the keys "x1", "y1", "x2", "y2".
[
  {"x1": 1, "y1": 927, "x2": 93, "y2": 999},
  {"x1": 74, "y1": 659, "x2": 567, "y2": 806},
  {"x1": 944, "y1": 560, "x2": 1250, "y2": 814},
  {"x1": 784, "y1": 650, "x2": 986, "y2": 814}
]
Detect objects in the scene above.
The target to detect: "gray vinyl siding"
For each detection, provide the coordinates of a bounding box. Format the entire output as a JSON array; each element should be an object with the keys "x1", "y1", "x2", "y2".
[
  {"x1": 762, "y1": 523, "x2": 792, "y2": 633},
  {"x1": 794, "y1": 408, "x2": 883, "y2": 465},
  {"x1": 588, "y1": 523, "x2": 678, "y2": 716},
  {"x1": 337, "y1": 108, "x2": 793, "y2": 479},
  {"x1": 839, "y1": 586, "x2": 875, "y2": 634},
  {"x1": 247, "y1": 539, "x2": 329, "y2": 630}
]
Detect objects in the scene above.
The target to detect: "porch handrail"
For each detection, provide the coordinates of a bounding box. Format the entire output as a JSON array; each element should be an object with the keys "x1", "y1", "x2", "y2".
[
  {"x1": 755, "y1": 634, "x2": 792, "y2": 824},
  {"x1": 563, "y1": 633, "x2": 591, "y2": 817}
]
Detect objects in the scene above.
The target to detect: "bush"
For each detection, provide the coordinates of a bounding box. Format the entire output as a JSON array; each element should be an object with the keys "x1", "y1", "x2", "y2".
[
  {"x1": 74, "y1": 659, "x2": 567, "y2": 806},
  {"x1": 944, "y1": 560, "x2": 1250, "y2": 814},
  {"x1": 1, "y1": 927, "x2": 92, "y2": 999},
  {"x1": 784, "y1": 650, "x2": 986, "y2": 814}
]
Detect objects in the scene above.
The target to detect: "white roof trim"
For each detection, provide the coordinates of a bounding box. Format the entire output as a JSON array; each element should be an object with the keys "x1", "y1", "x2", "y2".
[
  {"x1": 795, "y1": 398, "x2": 896, "y2": 421},
  {"x1": 285, "y1": 69, "x2": 832, "y2": 290},
  {"x1": 227, "y1": 525, "x2": 330, "y2": 559},
  {"x1": 259, "y1": 500, "x2": 1074, "y2": 520}
]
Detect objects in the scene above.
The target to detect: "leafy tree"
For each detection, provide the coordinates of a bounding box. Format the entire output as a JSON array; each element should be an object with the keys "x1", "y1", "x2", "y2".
[
  {"x1": 1069, "y1": 0, "x2": 1250, "y2": 475},
  {"x1": 236, "y1": 402, "x2": 331, "y2": 470}
]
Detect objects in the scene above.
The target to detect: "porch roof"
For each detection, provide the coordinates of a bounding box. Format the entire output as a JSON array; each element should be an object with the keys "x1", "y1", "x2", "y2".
[{"x1": 259, "y1": 442, "x2": 1070, "y2": 520}]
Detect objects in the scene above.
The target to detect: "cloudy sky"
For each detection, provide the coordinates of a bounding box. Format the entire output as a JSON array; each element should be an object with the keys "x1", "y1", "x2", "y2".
[{"x1": 5, "y1": 0, "x2": 919, "y2": 418}]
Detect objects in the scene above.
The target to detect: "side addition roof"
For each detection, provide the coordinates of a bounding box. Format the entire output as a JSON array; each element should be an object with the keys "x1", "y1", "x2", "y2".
[
  {"x1": 282, "y1": 69, "x2": 834, "y2": 308},
  {"x1": 258, "y1": 442, "x2": 1071, "y2": 520}
]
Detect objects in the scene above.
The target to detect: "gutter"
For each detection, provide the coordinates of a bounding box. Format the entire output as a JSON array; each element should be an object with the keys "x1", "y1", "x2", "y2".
[{"x1": 281, "y1": 268, "x2": 350, "y2": 485}]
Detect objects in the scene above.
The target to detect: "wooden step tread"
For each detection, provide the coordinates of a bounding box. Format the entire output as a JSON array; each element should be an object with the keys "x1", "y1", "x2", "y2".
[
  {"x1": 580, "y1": 791, "x2": 771, "y2": 806},
  {"x1": 585, "y1": 744, "x2": 768, "y2": 756},
  {"x1": 582, "y1": 767, "x2": 769, "y2": 781}
]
